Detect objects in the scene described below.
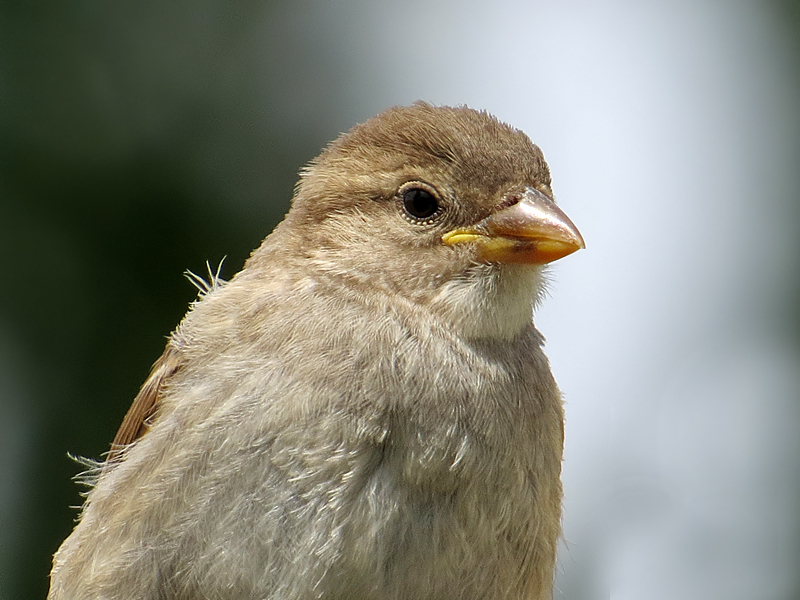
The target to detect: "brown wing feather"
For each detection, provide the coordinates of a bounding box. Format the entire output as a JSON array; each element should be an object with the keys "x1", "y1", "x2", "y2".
[{"x1": 107, "y1": 345, "x2": 182, "y2": 462}]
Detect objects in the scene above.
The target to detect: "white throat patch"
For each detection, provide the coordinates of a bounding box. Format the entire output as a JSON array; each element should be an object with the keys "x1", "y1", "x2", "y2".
[{"x1": 430, "y1": 264, "x2": 547, "y2": 340}]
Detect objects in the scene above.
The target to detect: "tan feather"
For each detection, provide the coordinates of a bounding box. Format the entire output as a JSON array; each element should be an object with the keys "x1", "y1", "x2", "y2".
[{"x1": 108, "y1": 346, "x2": 181, "y2": 461}]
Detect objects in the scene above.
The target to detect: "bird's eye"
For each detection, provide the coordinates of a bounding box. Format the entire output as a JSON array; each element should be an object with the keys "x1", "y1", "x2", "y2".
[{"x1": 402, "y1": 187, "x2": 440, "y2": 221}]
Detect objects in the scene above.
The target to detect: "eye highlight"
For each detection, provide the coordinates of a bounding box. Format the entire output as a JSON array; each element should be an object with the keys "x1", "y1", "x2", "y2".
[{"x1": 399, "y1": 183, "x2": 442, "y2": 224}]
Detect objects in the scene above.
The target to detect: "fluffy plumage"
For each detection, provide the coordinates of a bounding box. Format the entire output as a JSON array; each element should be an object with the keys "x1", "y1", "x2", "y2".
[{"x1": 49, "y1": 103, "x2": 583, "y2": 600}]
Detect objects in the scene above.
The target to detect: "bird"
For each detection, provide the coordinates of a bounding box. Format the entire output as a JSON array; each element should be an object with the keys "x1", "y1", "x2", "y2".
[{"x1": 48, "y1": 102, "x2": 584, "y2": 600}]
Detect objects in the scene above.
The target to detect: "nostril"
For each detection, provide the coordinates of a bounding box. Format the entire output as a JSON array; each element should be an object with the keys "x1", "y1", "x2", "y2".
[{"x1": 494, "y1": 192, "x2": 523, "y2": 212}]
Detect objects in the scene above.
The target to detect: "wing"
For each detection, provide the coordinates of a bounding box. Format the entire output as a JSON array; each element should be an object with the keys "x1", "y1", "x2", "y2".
[{"x1": 107, "y1": 345, "x2": 182, "y2": 462}]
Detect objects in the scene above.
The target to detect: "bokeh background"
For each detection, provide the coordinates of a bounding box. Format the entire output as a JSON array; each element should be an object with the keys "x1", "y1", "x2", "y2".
[{"x1": 2, "y1": 1, "x2": 800, "y2": 598}]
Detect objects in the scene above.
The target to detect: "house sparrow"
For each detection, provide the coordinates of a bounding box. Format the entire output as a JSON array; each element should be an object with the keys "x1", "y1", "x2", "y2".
[{"x1": 48, "y1": 102, "x2": 584, "y2": 600}]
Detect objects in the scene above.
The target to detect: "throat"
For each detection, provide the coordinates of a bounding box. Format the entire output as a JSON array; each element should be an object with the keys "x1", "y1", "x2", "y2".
[{"x1": 429, "y1": 264, "x2": 545, "y2": 340}]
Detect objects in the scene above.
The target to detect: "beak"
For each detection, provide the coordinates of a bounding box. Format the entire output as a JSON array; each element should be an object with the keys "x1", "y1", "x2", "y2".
[{"x1": 442, "y1": 187, "x2": 585, "y2": 264}]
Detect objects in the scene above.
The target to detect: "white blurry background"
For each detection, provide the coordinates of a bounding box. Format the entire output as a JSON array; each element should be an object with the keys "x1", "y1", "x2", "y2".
[{"x1": 2, "y1": 1, "x2": 799, "y2": 598}]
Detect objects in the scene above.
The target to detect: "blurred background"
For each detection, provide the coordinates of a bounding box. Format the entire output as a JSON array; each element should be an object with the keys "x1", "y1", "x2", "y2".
[{"x1": 2, "y1": 0, "x2": 799, "y2": 598}]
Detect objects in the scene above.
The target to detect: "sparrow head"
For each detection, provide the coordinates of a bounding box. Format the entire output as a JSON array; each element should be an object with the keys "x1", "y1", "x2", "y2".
[{"x1": 254, "y1": 102, "x2": 584, "y2": 338}]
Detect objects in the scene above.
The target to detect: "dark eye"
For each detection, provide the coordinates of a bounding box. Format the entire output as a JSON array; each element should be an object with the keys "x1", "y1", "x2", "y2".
[{"x1": 402, "y1": 187, "x2": 440, "y2": 221}]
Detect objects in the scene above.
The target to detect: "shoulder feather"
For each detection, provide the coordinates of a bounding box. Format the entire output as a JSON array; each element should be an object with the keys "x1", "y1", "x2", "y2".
[{"x1": 107, "y1": 345, "x2": 182, "y2": 462}]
